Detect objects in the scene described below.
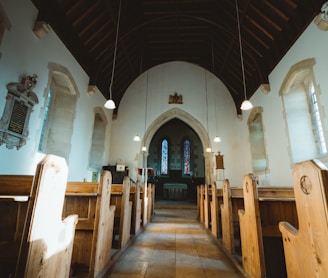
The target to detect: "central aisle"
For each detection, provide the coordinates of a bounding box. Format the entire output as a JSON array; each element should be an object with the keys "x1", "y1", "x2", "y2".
[{"x1": 107, "y1": 201, "x2": 244, "y2": 278}]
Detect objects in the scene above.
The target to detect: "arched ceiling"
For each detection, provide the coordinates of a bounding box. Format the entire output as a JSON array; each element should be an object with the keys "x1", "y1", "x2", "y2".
[{"x1": 31, "y1": 0, "x2": 325, "y2": 114}]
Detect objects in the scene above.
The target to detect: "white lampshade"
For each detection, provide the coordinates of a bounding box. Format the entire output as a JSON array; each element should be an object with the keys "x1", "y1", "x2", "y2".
[
  {"x1": 142, "y1": 146, "x2": 147, "y2": 152},
  {"x1": 133, "y1": 134, "x2": 141, "y2": 141},
  {"x1": 213, "y1": 136, "x2": 221, "y2": 143},
  {"x1": 206, "y1": 147, "x2": 212, "y2": 152},
  {"x1": 240, "y1": 99, "x2": 253, "y2": 110},
  {"x1": 104, "y1": 99, "x2": 116, "y2": 109}
]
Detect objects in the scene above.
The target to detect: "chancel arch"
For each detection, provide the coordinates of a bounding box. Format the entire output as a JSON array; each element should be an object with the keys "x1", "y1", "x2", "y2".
[
  {"x1": 142, "y1": 108, "x2": 211, "y2": 155},
  {"x1": 143, "y1": 108, "x2": 214, "y2": 200}
]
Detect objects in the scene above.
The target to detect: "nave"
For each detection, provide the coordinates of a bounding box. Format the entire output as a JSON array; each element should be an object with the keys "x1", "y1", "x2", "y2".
[{"x1": 107, "y1": 201, "x2": 243, "y2": 278}]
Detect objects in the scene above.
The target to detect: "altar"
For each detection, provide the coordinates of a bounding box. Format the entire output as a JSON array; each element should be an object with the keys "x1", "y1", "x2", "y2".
[{"x1": 163, "y1": 183, "x2": 188, "y2": 200}]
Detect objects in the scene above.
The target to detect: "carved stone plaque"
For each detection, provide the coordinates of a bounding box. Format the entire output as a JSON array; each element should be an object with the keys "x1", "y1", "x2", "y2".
[
  {"x1": 0, "y1": 74, "x2": 38, "y2": 149},
  {"x1": 8, "y1": 100, "x2": 28, "y2": 134}
]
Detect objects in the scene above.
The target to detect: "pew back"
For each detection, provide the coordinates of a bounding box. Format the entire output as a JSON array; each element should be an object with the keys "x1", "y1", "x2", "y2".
[
  {"x1": 238, "y1": 174, "x2": 266, "y2": 278},
  {"x1": 279, "y1": 160, "x2": 328, "y2": 277},
  {"x1": 111, "y1": 177, "x2": 132, "y2": 249},
  {"x1": 220, "y1": 179, "x2": 235, "y2": 254},
  {"x1": 16, "y1": 155, "x2": 78, "y2": 277},
  {"x1": 130, "y1": 180, "x2": 142, "y2": 235},
  {"x1": 64, "y1": 171, "x2": 115, "y2": 277},
  {"x1": 0, "y1": 175, "x2": 33, "y2": 243}
]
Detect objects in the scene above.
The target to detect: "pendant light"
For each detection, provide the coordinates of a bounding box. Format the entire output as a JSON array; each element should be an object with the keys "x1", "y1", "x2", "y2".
[
  {"x1": 104, "y1": 0, "x2": 122, "y2": 109},
  {"x1": 133, "y1": 135, "x2": 141, "y2": 141},
  {"x1": 235, "y1": 0, "x2": 253, "y2": 111}
]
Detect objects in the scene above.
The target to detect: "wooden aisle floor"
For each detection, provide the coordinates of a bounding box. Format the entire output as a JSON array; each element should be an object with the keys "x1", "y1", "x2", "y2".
[{"x1": 106, "y1": 201, "x2": 244, "y2": 278}]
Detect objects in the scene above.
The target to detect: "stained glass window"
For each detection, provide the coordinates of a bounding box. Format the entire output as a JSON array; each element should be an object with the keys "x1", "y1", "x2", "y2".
[
  {"x1": 161, "y1": 139, "x2": 168, "y2": 174},
  {"x1": 183, "y1": 139, "x2": 191, "y2": 174}
]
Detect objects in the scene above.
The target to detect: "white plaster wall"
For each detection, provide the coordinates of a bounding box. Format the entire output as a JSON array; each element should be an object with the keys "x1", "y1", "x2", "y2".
[
  {"x1": 246, "y1": 20, "x2": 328, "y2": 187},
  {"x1": 111, "y1": 20, "x2": 328, "y2": 187},
  {"x1": 0, "y1": 0, "x2": 112, "y2": 181},
  {"x1": 110, "y1": 61, "x2": 247, "y2": 185},
  {"x1": 1, "y1": 1, "x2": 327, "y2": 188}
]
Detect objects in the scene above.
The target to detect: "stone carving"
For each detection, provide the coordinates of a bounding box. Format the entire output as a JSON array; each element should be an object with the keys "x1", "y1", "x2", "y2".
[
  {"x1": 169, "y1": 92, "x2": 183, "y2": 104},
  {"x1": 0, "y1": 74, "x2": 39, "y2": 149}
]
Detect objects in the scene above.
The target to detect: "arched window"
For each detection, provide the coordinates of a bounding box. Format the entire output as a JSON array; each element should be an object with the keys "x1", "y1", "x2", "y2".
[
  {"x1": 183, "y1": 139, "x2": 191, "y2": 175},
  {"x1": 38, "y1": 64, "x2": 79, "y2": 161},
  {"x1": 280, "y1": 58, "x2": 327, "y2": 163},
  {"x1": 161, "y1": 139, "x2": 168, "y2": 175},
  {"x1": 89, "y1": 108, "x2": 107, "y2": 171},
  {"x1": 248, "y1": 107, "x2": 268, "y2": 173}
]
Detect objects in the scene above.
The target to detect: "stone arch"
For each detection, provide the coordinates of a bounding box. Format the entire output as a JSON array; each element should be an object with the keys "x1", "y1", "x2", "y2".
[{"x1": 142, "y1": 108, "x2": 210, "y2": 154}]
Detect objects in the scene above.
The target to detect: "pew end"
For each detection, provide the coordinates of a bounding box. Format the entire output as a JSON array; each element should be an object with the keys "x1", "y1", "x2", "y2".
[
  {"x1": 64, "y1": 170, "x2": 116, "y2": 278},
  {"x1": 238, "y1": 174, "x2": 266, "y2": 278},
  {"x1": 15, "y1": 155, "x2": 78, "y2": 278},
  {"x1": 220, "y1": 179, "x2": 235, "y2": 254},
  {"x1": 111, "y1": 177, "x2": 133, "y2": 249},
  {"x1": 279, "y1": 159, "x2": 328, "y2": 278}
]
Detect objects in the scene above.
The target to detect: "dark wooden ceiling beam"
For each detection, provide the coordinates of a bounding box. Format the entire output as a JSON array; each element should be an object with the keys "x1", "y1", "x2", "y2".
[{"x1": 31, "y1": 0, "x2": 323, "y2": 115}]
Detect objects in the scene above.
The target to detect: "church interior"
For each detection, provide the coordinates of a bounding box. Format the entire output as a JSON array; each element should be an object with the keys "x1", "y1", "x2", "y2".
[{"x1": 1, "y1": 0, "x2": 328, "y2": 277}]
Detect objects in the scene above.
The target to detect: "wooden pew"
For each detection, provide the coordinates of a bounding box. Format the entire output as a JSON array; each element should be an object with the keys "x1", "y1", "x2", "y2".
[
  {"x1": 204, "y1": 184, "x2": 210, "y2": 229},
  {"x1": 111, "y1": 176, "x2": 132, "y2": 249},
  {"x1": 0, "y1": 155, "x2": 78, "y2": 277},
  {"x1": 210, "y1": 183, "x2": 220, "y2": 238},
  {"x1": 238, "y1": 174, "x2": 297, "y2": 278},
  {"x1": 221, "y1": 179, "x2": 236, "y2": 254},
  {"x1": 198, "y1": 184, "x2": 205, "y2": 223},
  {"x1": 141, "y1": 182, "x2": 149, "y2": 226},
  {"x1": 0, "y1": 175, "x2": 33, "y2": 276},
  {"x1": 63, "y1": 170, "x2": 115, "y2": 277},
  {"x1": 239, "y1": 174, "x2": 266, "y2": 278},
  {"x1": 130, "y1": 180, "x2": 142, "y2": 235},
  {"x1": 201, "y1": 183, "x2": 221, "y2": 236},
  {"x1": 279, "y1": 160, "x2": 328, "y2": 277},
  {"x1": 141, "y1": 182, "x2": 147, "y2": 227},
  {"x1": 140, "y1": 182, "x2": 155, "y2": 227},
  {"x1": 147, "y1": 183, "x2": 155, "y2": 221}
]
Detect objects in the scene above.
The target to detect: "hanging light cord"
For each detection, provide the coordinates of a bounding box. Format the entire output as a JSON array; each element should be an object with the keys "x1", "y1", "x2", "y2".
[
  {"x1": 205, "y1": 71, "x2": 210, "y2": 146},
  {"x1": 144, "y1": 71, "x2": 148, "y2": 140},
  {"x1": 235, "y1": 0, "x2": 247, "y2": 100},
  {"x1": 211, "y1": 37, "x2": 218, "y2": 135},
  {"x1": 109, "y1": 0, "x2": 122, "y2": 99}
]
